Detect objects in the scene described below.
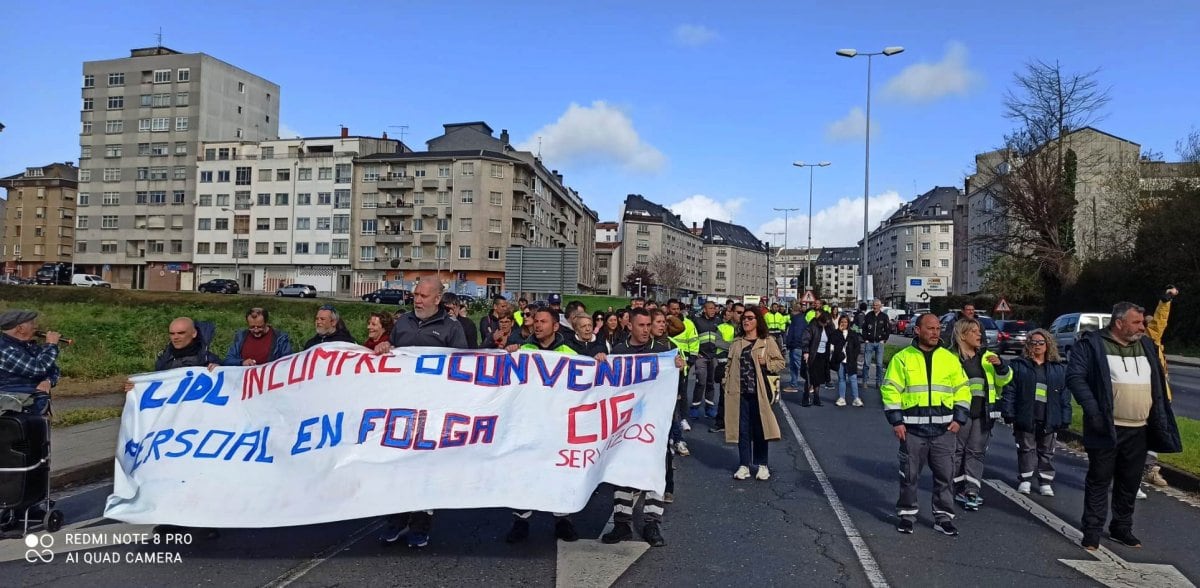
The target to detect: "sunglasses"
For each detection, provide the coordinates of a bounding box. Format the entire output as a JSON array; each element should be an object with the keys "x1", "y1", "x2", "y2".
[{"x1": 1030, "y1": 340, "x2": 1047, "y2": 346}]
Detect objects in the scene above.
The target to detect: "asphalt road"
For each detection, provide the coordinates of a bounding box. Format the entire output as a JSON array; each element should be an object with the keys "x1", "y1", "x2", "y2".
[
  {"x1": 1166, "y1": 363, "x2": 1200, "y2": 420},
  {"x1": 3, "y1": 384, "x2": 1198, "y2": 587}
]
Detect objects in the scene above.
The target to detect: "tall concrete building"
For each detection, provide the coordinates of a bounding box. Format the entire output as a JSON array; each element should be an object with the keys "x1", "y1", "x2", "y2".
[
  {"x1": 192, "y1": 132, "x2": 401, "y2": 294},
  {"x1": 814, "y1": 246, "x2": 861, "y2": 307},
  {"x1": 618, "y1": 194, "x2": 704, "y2": 298},
  {"x1": 700, "y1": 219, "x2": 768, "y2": 299},
  {"x1": 594, "y1": 241, "x2": 622, "y2": 296},
  {"x1": 75, "y1": 46, "x2": 279, "y2": 290},
  {"x1": 1, "y1": 163, "x2": 79, "y2": 278},
  {"x1": 772, "y1": 247, "x2": 821, "y2": 301},
  {"x1": 353, "y1": 122, "x2": 597, "y2": 298},
  {"x1": 596, "y1": 221, "x2": 619, "y2": 244},
  {"x1": 864, "y1": 186, "x2": 960, "y2": 306}
]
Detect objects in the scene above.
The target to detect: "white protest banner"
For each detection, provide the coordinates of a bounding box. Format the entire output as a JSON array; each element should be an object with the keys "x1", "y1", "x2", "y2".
[{"x1": 104, "y1": 344, "x2": 678, "y2": 528}]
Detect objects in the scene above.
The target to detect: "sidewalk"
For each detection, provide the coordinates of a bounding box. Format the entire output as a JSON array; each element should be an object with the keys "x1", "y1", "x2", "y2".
[{"x1": 50, "y1": 418, "x2": 119, "y2": 489}]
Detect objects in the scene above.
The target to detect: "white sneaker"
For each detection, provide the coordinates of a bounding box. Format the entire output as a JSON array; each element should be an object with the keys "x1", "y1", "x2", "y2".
[
  {"x1": 680, "y1": 419, "x2": 691, "y2": 432},
  {"x1": 674, "y1": 441, "x2": 690, "y2": 456},
  {"x1": 733, "y1": 466, "x2": 751, "y2": 480},
  {"x1": 852, "y1": 398, "x2": 864, "y2": 407},
  {"x1": 1136, "y1": 488, "x2": 1148, "y2": 500},
  {"x1": 1017, "y1": 481, "x2": 1032, "y2": 495},
  {"x1": 1039, "y1": 485, "x2": 1054, "y2": 497},
  {"x1": 755, "y1": 465, "x2": 770, "y2": 480},
  {"x1": 835, "y1": 398, "x2": 847, "y2": 407}
]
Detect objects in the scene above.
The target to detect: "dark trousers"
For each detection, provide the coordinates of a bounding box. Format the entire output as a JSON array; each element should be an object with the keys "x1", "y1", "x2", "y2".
[
  {"x1": 738, "y1": 393, "x2": 768, "y2": 467},
  {"x1": 898, "y1": 432, "x2": 957, "y2": 523},
  {"x1": 713, "y1": 359, "x2": 728, "y2": 424},
  {"x1": 1083, "y1": 426, "x2": 1148, "y2": 535},
  {"x1": 387, "y1": 510, "x2": 433, "y2": 534},
  {"x1": 665, "y1": 447, "x2": 675, "y2": 494}
]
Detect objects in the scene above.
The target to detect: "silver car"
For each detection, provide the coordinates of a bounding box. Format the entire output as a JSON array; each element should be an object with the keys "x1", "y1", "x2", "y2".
[
  {"x1": 940, "y1": 313, "x2": 1000, "y2": 351},
  {"x1": 276, "y1": 283, "x2": 318, "y2": 298},
  {"x1": 1049, "y1": 312, "x2": 1111, "y2": 357}
]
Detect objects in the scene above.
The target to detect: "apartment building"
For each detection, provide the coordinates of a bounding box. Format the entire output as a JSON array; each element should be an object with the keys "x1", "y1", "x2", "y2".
[
  {"x1": 596, "y1": 221, "x2": 619, "y2": 243},
  {"x1": 192, "y1": 132, "x2": 401, "y2": 294},
  {"x1": 864, "y1": 186, "x2": 959, "y2": 306},
  {"x1": 618, "y1": 194, "x2": 704, "y2": 298},
  {"x1": 814, "y1": 246, "x2": 861, "y2": 307},
  {"x1": 594, "y1": 241, "x2": 622, "y2": 296},
  {"x1": 352, "y1": 122, "x2": 597, "y2": 298},
  {"x1": 772, "y1": 247, "x2": 821, "y2": 299},
  {"x1": 74, "y1": 46, "x2": 279, "y2": 290},
  {"x1": 701, "y1": 219, "x2": 768, "y2": 299},
  {"x1": 1, "y1": 163, "x2": 78, "y2": 278}
]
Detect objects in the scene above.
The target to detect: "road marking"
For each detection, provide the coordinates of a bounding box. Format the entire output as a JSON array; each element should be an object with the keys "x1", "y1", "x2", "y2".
[
  {"x1": 984, "y1": 479, "x2": 1194, "y2": 587},
  {"x1": 261, "y1": 519, "x2": 383, "y2": 588},
  {"x1": 555, "y1": 501, "x2": 649, "y2": 588},
  {"x1": 778, "y1": 402, "x2": 889, "y2": 588}
]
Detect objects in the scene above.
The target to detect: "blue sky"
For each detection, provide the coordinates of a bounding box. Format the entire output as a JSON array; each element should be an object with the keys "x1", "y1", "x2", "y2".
[{"x1": 2, "y1": 1, "x2": 1198, "y2": 248}]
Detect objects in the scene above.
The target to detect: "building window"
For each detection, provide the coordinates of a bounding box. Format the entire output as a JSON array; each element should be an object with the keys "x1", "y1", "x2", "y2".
[
  {"x1": 153, "y1": 69, "x2": 171, "y2": 83},
  {"x1": 359, "y1": 246, "x2": 376, "y2": 262},
  {"x1": 436, "y1": 218, "x2": 449, "y2": 232},
  {"x1": 361, "y1": 193, "x2": 378, "y2": 208},
  {"x1": 234, "y1": 167, "x2": 251, "y2": 185},
  {"x1": 276, "y1": 169, "x2": 290, "y2": 182},
  {"x1": 460, "y1": 162, "x2": 474, "y2": 177},
  {"x1": 76, "y1": 241, "x2": 88, "y2": 253},
  {"x1": 904, "y1": 227, "x2": 913, "y2": 235},
  {"x1": 275, "y1": 193, "x2": 289, "y2": 206},
  {"x1": 435, "y1": 245, "x2": 448, "y2": 260},
  {"x1": 460, "y1": 218, "x2": 472, "y2": 231},
  {"x1": 175, "y1": 142, "x2": 187, "y2": 155},
  {"x1": 490, "y1": 164, "x2": 504, "y2": 179},
  {"x1": 490, "y1": 191, "x2": 503, "y2": 206},
  {"x1": 460, "y1": 190, "x2": 473, "y2": 204},
  {"x1": 256, "y1": 193, "x2": 271, "y2": 206},
  {"x1": 199, "y1": 171, "x2": 213, "y2": 183},
  {"x1": 298, "y1": 168, "x2": 312, "y2": 181},
  {"x1": 255, "y1": 217, "x2": 270, "y2": 231},
  {"x1": 316, "y1": 217, "x2": 331, "y2": 230},
  {"x1": 412, "y1": 218, "x2": 423, "y2": 231},
  {"x1": 83, "y1": 97, "x2": 93, "y2": 111},
  {"x1": 334, "y1": 164, "x2": 351, "y2": 184},
  {"x1": 410, "y1": 246, "x2": 422, "y2": 259},
  {"x1": 176, "y1": 117, "x2": 188, "y2": 131},
  {"x1": 296, "y1": 217, "x2": 310, "y2": 229},
  {"x1": 83, "y1": 74, "x2": 94, "y2": 88},
  {"x1": 198, "y1": 218, "x2": 211, "y2": 230},
  {"x1": 413, "y1": 193, "x2": 425, "y2": 205},
  {"x1": 196, "y1": 242, "x2": 210, "y2": 254},
  {"x1": 489, "y1": 219, "x2": 501, "y2": 233},
  {"x1": 255, "y1": 242, "x2": 269, "y2": 255},
  {"x1": 487, "y1": 247, "x2": 501, "y2": 260},
  {"x1": 237, "y1": 81, "x2": 245, "y2": 93},
  {"x1": 215, "y1": 194, "x2": 229, "y2": 207},
  {"x1": 214, "y1": 218, "x2": 229, "y2": 230},
  {"x1": 101, "y1": 215, "x2": 118, "y2": 229},
  {"x1": 905, "y1": 260, "x2": 914, "y2": 268},
  {"x1": 102, "y1": 168, "x2": 121, "y2": 182},
  {"x1": 361, "y1": 165, "x2": 380, "y2": 182},
  {"x1": 297, "y1": 193, "x2": 312, "y2": 205},
  {"x1": 214, "y1": 242, "x2": 228, "y2": 255},
  {"x1": 108, "y1": 72, "x2": 124, "y2": 86},
  {"x1": 150, "y1": 93, "x2": 171, "y2": 107},
  {"x1": 174, "y1": 167, "x2": 186, "y2": 180},
  {"x1": 176, "y1": 92, "x2": 189, "y2": 107},
  {"x1": 149, "y1": 142, "x2": 168, "y2": 156},
  {"x1": 216, "y1": 170, "x2": 231, "y2": 183},
  {"x1": 78, "y1": 192, "x2": 90, "y2": 206},
  {"x1": 107, "y1": 96, "x2": 124, "y2": 110},
  {"x1": 101, "y1": 240, "x2": 118, "y2": 253},
  {"x1": 318, "y1": 167, "x2": 332, "y2": 180},
  {"x1": 177, "y1": 68, "x2": 190, "y2": 82},
  {"x1": 939, "y1": 242, "x2": 949, "y2": 251},
  {"x1": 333, "y1": 190, "x2": 350, "y2": 209},
  {"x1": 274, "y1": 218, "x2": 288, "y2": 230},
  {"x1": 921, "y1": 225, "x2": 932, "y2": 234},
  {"x1": 81, "y1": 146, "x2": 93, "y2": 159},
  {"x1": 904, "y1": 243, "x2": 913, "y2": 252},
  {"x1": 360, "y1": 219, "x2": 377, "y2": 235},
  {"x1": 437, "y1": 191, "x2": 450, "y2": 205},
  {"x1": 921, "y1": 259, "x2": 931, "y2": 268},
  {"x1": 105, "y1": 120, "x2": 123, "y2": 133},
  {"x1": 152, "y1": 117, "x2": 169, "y2": 132},
  {"x1": 76, "y1": 216, "x2": 89, "y2": 229},
  {"x1": 437, "y1": 165, "x2": 451, "y2": 178},
  {"x1": 921, "y1": 242, "x2": 931, "y2": 251},
  {"x1": 941, "y1": 225, "x2": 950, "y2": 233},
  {"x1": 332, "y1": 215, "x2": 350, "y2": 234},
  {"x1": 459, "y1": 245, "x2": 471, "y2": 259},
  {"x1": 315, "y1": 242, "x2": 330, "y2": 255},
  {"x1": 198, "y1": 194, "x2": 212, "y2": 206},
  {"x1": 81, "y1": 121, "x2": 92, "y2": 134}
]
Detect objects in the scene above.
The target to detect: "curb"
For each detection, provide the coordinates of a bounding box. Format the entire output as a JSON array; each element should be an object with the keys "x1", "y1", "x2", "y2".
[
  {"x1": 50, "y1": 459, "x2": 113, "y2": 491},
  {"x1": 1167, "y1": 355, "x2": 1200, "y2": 368},
  {"x1": 1055, "y1": 429, "x2": 1200, "y2": 494}
]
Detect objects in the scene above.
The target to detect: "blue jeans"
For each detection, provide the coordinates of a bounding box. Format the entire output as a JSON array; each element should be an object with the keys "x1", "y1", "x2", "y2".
[
  {"x1": 837, "y1": 364, "x2": 860, "y2": 401},
  {"x1": 862, "y1": 342, "x2": 885, "y2": 383},
  {"x1": 788, "y1": 349, "x2": 805, "y2": 389}
]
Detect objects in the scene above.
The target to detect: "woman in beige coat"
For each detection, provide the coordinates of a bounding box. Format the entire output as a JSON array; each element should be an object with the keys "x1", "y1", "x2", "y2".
[{"x1": 723, "y1": 308, "x2": 787, "y2": 480}]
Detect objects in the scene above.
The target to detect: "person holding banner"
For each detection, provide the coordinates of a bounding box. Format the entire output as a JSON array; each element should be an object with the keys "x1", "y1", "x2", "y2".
[
  {"x1": 303, "y1": 305, "x2": 357, "y2": 350},
  {"x1": 505, "y1": 308, "x2": 581, "y2": 543},
  {"x1": 479, "y1": 295, "x2": 511, "y2": 346},
  {"x1": 602, "y1": 308, "x2": 684, "y2": 548},
  {"x1": 362, "y1": 312, "x2": 395, "y2": 353},
  {"x1": 222, "y1": 308, "x2": 294, "y2": 367},
  {"x1": 374, "y1": 278, "x2": 469, "y2": 549},
  {"x1": 566, "y1": 314, "x2": 608, "y2": 359}
]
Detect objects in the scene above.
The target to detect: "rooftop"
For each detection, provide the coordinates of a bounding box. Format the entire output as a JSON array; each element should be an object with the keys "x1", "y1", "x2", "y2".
[
  {"x1": 816, "y1": 246, "x2": 861, "y2": 266},
  {"x1": 622, "y1": 194, "x2": 690, "y2": 233},
  {"x1": 356, "y1": 149, "x2": 521, "y2": 163},
  {"x1": 702, "y1": 219, "x2": 765, "y2": 251}
]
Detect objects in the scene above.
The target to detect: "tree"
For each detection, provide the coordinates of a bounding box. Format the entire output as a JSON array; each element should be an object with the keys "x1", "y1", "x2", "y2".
[
  {"x1": 980, "y1": 255, "x2": 1042, "y2": 304},
  {"x1": 975, "y1": 60, "x2": 1112, "y2": 322},
  {"x1": 647, "y1": 254, "x2": 685, "y2": 299},
  {"x1": 622, "y1": 266, "x2": 655, "y2": 297}
]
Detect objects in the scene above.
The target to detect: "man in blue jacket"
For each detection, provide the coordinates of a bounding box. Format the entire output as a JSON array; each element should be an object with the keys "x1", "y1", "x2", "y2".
[
  {"x1": 783, "y1": 303, "x2": 808, "y2": 392},
  {"x1": 223, "y1": 308, "x2": 294, "y2": 366},
  {"x1": 1068, "y1": 301, "x2": 1182, "y2": 551}
]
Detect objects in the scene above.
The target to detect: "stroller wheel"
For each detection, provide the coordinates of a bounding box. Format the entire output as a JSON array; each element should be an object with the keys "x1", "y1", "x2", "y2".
[{"x1": 43, "y1": 510, "x2": 63, "y2": 533}]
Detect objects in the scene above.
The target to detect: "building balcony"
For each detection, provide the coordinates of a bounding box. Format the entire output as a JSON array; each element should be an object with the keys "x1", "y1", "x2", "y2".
[
  {"x1": 510, "y1": 231, "x2": 530, "y2": 245},
  {"x1": 513, "y1": 178, "x2": 531, "y2": 194},
  {"x1": 511, "y1": 205, "x2": 530, "y2": 220},
  {"x1": 375, "y1": 202, "x2": 414, "y2": 216},
  {"x1": 420, "y1": 206, "x2": 439, "y2": 217},
  {"x1": 377, "y1": 177, "x2": 415, "y2": 191},
  {"x1": 375, "y1": 231, "x2": 413, "y2": 244},
  {"x1": 419, "y1": 233, "x2": 439, "y2": 244},
  {"x1": 421, "y1": 179, "x2": 440, "y2": 190}
]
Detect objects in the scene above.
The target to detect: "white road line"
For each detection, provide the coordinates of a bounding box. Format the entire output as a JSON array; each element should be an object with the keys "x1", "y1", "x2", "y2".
[
  {"x1": 778, "y1": 403, "x2": 889, "y2": 588},
  {"x1": 261, "y1": 519, "x2": 383, "y2": 588}
]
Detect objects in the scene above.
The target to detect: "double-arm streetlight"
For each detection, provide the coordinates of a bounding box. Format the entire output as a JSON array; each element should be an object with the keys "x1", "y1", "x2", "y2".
[
  {"x1": 792, "y1": 161, "x2": 831, "y2": 290},
  {"x1": 836, "y1": 45, "x2": 903, "y2": 302}
]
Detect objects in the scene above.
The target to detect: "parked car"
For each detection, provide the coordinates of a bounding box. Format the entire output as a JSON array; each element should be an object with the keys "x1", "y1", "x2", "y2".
[
  {"x1": 0, "y1": 274, "x2": 25, "y2": 286},
  {"x1": 896, "y1": 314, "x2": 914, "y2": 336},
  {"x1": 940, "y1": 312, "x2": 1000, "y2": 351},
  {"x1": 198, "y1": 279, "x2": 240, "y2": 294},
  {"x1": 71, "y1": 274, "x2": 111, "y2": 288},
  {"x1": 1049, "y1": 312, "x2": 1111, "y2": 357},
  {"x1": 276, "y1": 284, "x2": 318, "y2": 298},
  {"x1": 361, "y1": 288, "x2": 412, "y2": 305},
  {"x1": 996, "y1": 319, "x2": 1035, "y2": 354}
]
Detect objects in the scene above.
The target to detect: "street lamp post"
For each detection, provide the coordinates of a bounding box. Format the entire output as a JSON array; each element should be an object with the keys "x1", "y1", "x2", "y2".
[
  {"x1": 766, "y1": 232, "x2": 785, "y2": 300},
  {"x1": 792, "y1": 161, "x2": 831, "y2": 290},
  {"x1": 772, "y1": 207, "x2": 799, "y2": 253},
  {"x1": 220, "y1": 207, "x2": 241, "y2": 286},
  {"x1": 836, "y1": 45, "x2": 903, "y2": 303}
]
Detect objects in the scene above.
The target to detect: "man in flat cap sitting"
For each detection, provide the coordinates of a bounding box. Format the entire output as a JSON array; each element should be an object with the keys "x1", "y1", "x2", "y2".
[{"x1": 0, "y1": 309, "x2": 63, "y2": 416}]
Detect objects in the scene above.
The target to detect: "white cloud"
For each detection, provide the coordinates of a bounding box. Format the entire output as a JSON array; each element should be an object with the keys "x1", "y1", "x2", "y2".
[
  {"x1": 667, "y1": 195, "x2": 746, "y2": 227},
  {"x1": 825, "y1": 107, "x2": 878, "y2": 142},
  {"x1": 883, "y1": 41, "x2": 982, "y2": 102},
  {"x1": 277, "y1": 122, "x2": 302, "y2": 139},
  {"x1": 673, "y1": 24, "x2": 719, "y2": 47},
  {"x1": 756, "y1": 191, "x2": 905, "y2": 248},
  {"x1": 518, "y1": 101, "x2": 666, "y2": 173}
]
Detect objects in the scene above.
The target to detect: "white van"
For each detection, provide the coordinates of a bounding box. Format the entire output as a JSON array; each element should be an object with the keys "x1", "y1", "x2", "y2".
[{"x1": 72, "y1": 274, "x2": 111, "y2": 288}]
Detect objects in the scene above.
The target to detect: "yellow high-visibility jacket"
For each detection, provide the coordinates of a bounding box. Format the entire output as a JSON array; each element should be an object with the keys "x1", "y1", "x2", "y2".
[
  {"x1": 882, "y1": 343, "x2": 971, "y2": 437},
  {"x1": 958, "y1": 350, "x2": 1013, "y2": 420}
]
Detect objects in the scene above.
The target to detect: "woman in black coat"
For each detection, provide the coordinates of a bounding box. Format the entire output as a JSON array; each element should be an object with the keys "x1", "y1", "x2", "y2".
[
  {"x1": 1001, "y1": 328, "x2": 1071, "y2": 496},
  {"x1": 832, "y1": 315, "x2": 863, "y2": 407},
  {"x1": 799, "y1": 312, "x2": 842, "y2": 407}
]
